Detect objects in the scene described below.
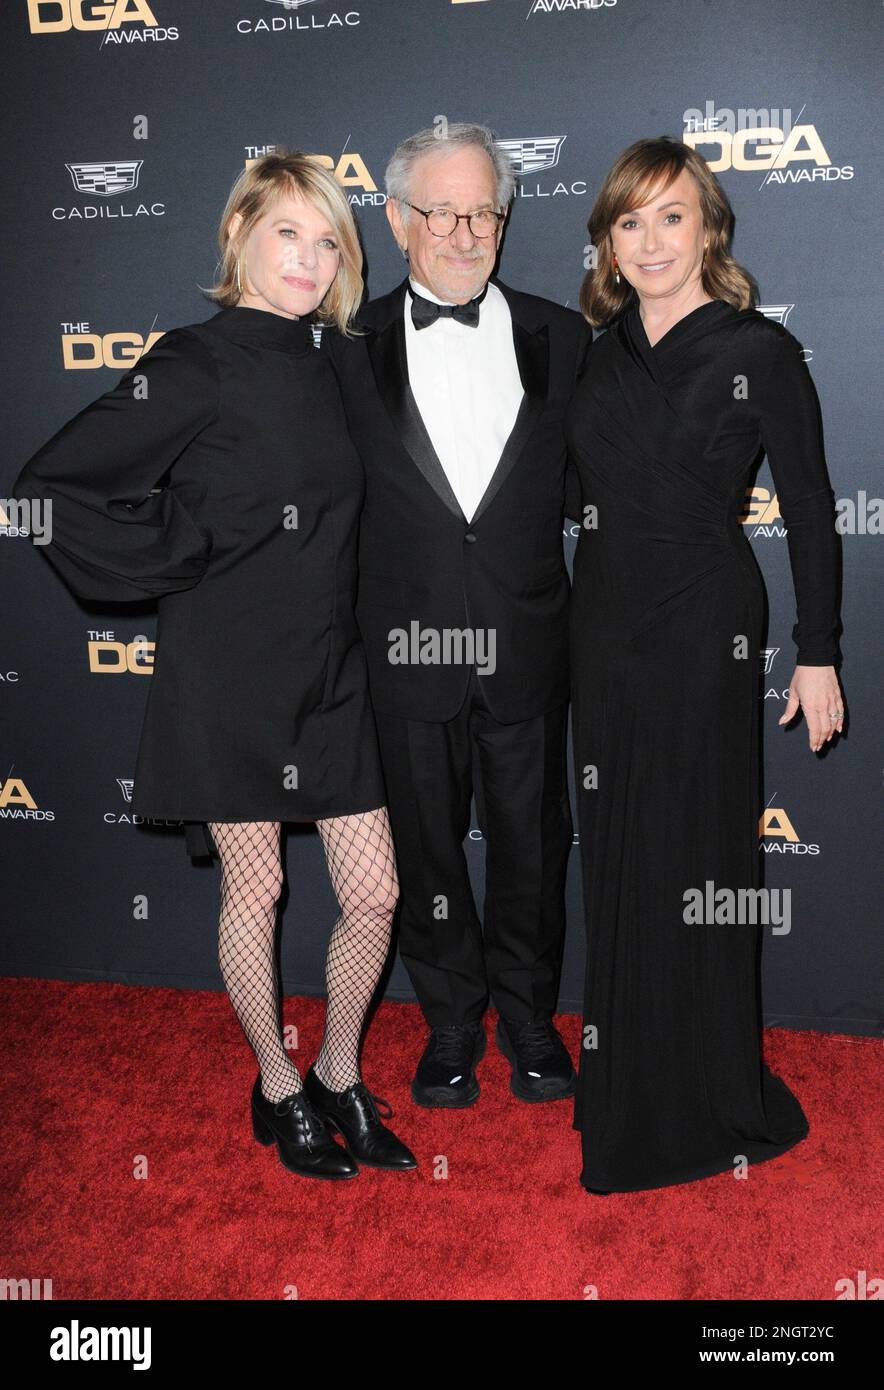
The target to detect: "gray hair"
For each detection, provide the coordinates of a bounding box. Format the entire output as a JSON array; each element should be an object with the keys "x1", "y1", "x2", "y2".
[{"x1": 385, "y1": 122, "x2": 516, "y2": 221}]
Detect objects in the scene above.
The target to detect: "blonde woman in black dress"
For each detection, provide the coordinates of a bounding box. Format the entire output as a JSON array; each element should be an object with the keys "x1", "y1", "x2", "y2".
[
  {"x1": 566, "y1": 137, "x2": 844, "y2": 1194},
  {"x1": 12, "y1": 151, "x2": 416, "y2": 1182}
]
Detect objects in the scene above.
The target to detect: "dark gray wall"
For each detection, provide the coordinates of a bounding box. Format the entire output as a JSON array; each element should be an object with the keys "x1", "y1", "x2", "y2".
[{"x1": 2, "y1": 0, "x2": 880, "y2": 1034}]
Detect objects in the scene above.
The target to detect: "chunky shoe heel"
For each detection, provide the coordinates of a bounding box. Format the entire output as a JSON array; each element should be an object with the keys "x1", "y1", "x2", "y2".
[
  {"x1": 251, "y1": 1109, "x2": 275, "y2": 1146},
  {"x1": 250, "y1": 1075, "x2": 358, "y2": 1180}
]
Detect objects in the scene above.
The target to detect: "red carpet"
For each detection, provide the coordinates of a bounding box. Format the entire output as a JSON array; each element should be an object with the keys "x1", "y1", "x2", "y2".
[{"x1": 1, "y1": 977, "x2": 880, "y2": 1301}]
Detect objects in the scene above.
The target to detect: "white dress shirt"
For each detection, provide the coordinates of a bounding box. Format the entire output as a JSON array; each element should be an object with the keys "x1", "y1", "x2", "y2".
[{"x1": 404, "y1": 275, "x2": 524, "y2": 523}]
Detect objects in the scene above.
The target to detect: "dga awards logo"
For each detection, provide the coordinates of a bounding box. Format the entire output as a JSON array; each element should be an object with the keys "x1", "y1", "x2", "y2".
[
  {"x1": 53, "y1": 160, "x2": 165, "y2": 221},
  {"x1": 759, "y1": 801, "x2": 820, "y2": 856},
  {"x1": 245, "y1": 145, "x2": 383, "y2": 208},
  {"x1": 87, "y1": 631, "x2": 155, "y2": 674},
  {"x1": 745, "y1": 479, "x2": 882, "y2": 541},
  {"x1": 454, "y1": 1, "x2": 618, "y2": 13},
  {"x1": 0, "y1": 773, "x2": 56, "y2": 824},
  {"x1": 237, "y1": 0, "x2": 361, "y2": 35},
  {"x1": 525, "y1": 0, "x2": 616, "y2": 11},
  {"x1": 741, "y1": 486, "x2": 784, "y2": 539},
  {"x1": 61, "y1": 324, "x2": 163, "y2": 369},
  {"x1": 27, "y1": 0, "x2": 179, "y2": 42},
  {"x1": 682, "y1": 104, "x2": 854, "y2": 186},
  {"x1": 497, "y1": 137, "x2": 587, "y2": 200}
]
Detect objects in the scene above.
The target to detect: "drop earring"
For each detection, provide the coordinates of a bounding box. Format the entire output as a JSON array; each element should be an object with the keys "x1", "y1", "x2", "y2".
[{"x1": 613, "y1": 253, "x2": 621, "y2": 286}]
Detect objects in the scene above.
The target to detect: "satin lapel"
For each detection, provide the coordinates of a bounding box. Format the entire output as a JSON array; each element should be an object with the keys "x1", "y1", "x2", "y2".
[
  {"x1": 364, "y1": 293, "x2": 466, "y2": 523},
  {"x1": 470, "y1": 311, "x2": 549, "y2": 524}
]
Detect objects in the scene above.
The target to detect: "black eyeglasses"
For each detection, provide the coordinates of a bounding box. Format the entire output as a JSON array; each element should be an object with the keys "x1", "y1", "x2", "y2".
[{"x1": 401, "y1": 201, "x2": 505, "y2": 238}]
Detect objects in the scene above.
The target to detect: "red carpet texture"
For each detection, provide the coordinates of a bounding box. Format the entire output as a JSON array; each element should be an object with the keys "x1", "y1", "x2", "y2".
[{"x1": 1, "y1": 977, "x2": 880, "y2": 1301}]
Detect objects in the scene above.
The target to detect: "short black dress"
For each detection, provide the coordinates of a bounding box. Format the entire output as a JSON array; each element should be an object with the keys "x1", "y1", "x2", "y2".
[{"x1": 12, "y1": 305, "x2": 388, "y2": 860}]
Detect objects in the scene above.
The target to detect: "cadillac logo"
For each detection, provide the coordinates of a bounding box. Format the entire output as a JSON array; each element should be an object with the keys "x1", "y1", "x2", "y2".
[
  {"x1": 496, "y1": 137, "x2": 567, "y2": 176},
  {"x1": 65, "y1": 161, "x2": 143, "y2": 197}
]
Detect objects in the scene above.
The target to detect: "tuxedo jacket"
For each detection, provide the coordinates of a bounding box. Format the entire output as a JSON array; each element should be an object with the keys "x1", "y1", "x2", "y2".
[{"x1": 320, "y1": 273, "x2": 592, "y2": 723}]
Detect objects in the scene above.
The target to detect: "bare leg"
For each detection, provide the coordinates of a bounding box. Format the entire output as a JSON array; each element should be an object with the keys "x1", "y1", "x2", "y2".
[
  {"x1": 313, "y1": 807, "x2": 399, "y2": 1090},
  {"x1": 208, "y1": 820, "x2": 302, "y2": 1104}
]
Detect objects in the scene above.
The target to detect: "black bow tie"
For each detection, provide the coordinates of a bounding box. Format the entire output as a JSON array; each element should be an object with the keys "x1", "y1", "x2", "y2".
[{"x1": 407, "y1": 281, "x2": 488, "y2": 330}]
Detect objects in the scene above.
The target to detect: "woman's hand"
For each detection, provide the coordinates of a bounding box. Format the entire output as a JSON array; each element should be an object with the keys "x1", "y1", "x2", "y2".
[{"x1": 779, "y1": 665, "x2": 844, "y2": 752}]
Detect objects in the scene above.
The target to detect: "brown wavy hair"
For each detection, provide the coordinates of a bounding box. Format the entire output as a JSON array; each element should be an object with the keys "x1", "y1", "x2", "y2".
[
  {"x1": 201, "y1": 149, "x2": 365, "y2": 337},
  {"x1": 580, "y1": 135, "x2": 757, "y2": 328}
]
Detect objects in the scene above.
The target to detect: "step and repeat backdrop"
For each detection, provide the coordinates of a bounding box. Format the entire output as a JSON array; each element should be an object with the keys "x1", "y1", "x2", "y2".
[{"x1": 1, "y1": 0, "x2": 880, "y2": 1033}]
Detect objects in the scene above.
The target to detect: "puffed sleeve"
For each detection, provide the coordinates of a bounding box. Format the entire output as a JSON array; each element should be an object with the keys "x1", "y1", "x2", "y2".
[
  {"x1": 757, "y1": 331, "x2": 843, "y2": 666},
  {"x1": 9, "y1": 326, "x2": 218, "y2": 603}
]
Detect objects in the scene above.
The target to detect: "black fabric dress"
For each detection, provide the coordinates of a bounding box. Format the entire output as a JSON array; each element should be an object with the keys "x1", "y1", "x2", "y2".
[
  {"x1": 565, "y1": 298, "x2": 841, "y2": 1193},
  {"x1": 12, "y1": 305, "x2": 387, "y2": 860}
]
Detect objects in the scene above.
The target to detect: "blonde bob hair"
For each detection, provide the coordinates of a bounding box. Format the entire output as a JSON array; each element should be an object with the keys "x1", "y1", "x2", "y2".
[
  {"x1": 202, "y1": 149, "x2": 364, "y2": 337},
  {"x1": 580, "y1": 135, "x2": 757, "y2": 328}
]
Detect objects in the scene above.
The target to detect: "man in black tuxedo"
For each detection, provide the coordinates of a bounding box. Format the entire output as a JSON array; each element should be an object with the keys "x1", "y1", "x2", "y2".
[{"x1": 320, "y1": 122, "x2": 591, "y2": 1109}]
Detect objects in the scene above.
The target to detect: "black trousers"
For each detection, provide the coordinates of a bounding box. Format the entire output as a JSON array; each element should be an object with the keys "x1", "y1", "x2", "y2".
[{"x1": 373, "y1": 666, "x2": 573, "y2": 1028}]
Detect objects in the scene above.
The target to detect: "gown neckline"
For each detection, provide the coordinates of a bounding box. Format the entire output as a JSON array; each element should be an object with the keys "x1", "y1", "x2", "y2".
[
  {"x1": 207, "y1": 303, "x2": 316, "y2": 354},
  {"x1": 631, "y1": 297, "x2": 729, "y2": 352}
]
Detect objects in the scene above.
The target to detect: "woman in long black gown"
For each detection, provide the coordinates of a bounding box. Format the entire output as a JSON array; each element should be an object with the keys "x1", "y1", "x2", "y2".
[
  {"x1": 12, "y1": 151, "x2": 416, "y2": 1181},
  {"x1": 566, "y1": 137, "x2": 843, "y2": 1194}
]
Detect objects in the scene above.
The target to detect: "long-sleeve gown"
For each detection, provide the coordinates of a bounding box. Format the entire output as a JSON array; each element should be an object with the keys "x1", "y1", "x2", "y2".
[{"x1": 565, "y1": 298, "x2": 842, "y2": 1193}]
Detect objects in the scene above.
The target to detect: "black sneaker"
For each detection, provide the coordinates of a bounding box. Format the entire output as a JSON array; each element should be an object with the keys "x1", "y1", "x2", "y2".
[
  {"x1": 495, "y1": 1015, "x2": 576, "y2": 1101},
  {"x1": 411, "y1": 1022, "x2": 487, "y2": 1108}
]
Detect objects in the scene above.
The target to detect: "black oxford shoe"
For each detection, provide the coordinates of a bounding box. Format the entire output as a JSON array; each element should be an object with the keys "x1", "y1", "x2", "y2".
[
  {"x1": 251, "y1": 1075, "x2": 358, "y2": 1180},
  {"x1": 411, "y1": 1021, "x2": 487, "y2": 1108},
  {"x1": 495, "y1": 1015, "x2": 576, "y2": 1101},
  {"x1": 303, "y1": 1067, "x2": 418, "y2": 1170}
]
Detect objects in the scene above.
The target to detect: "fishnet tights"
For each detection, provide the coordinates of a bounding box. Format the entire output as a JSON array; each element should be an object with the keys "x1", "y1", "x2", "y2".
[{"x1": 209, "y1": 810, "x2": 398, "y2": 1104}]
